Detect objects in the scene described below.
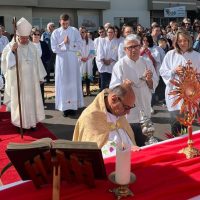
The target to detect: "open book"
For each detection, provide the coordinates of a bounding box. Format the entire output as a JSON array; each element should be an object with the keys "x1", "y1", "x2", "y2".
[{"x1": 6, "y1": 138, "x2": 107, "y2": 187}]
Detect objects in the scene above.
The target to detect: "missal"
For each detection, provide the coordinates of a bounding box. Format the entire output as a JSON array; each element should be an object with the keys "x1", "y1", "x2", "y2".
[{"x1": 6, "y1": 138, "x2": 107, "y2": 186}]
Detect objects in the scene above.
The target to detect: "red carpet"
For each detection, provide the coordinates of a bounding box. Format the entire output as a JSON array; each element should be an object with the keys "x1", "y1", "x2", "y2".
[{"x1": 0, "y1": 105, "x2": 57, "y2": 185}]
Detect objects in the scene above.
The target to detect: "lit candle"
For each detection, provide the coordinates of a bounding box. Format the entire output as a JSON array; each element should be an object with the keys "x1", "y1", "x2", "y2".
[{"x1": 115, "y1": 143, "x2": 131, "y2": 185}]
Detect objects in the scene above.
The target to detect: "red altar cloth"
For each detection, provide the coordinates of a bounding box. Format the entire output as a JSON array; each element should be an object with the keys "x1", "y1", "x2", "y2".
[{"x1": 1, "y1": 132, "x2": 200, "y2": 200}]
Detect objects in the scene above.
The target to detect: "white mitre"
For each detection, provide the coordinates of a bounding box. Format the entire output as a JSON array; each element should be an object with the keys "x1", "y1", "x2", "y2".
[{"x1": 16, "y1": 17, "x2": 32, "y2": 36}]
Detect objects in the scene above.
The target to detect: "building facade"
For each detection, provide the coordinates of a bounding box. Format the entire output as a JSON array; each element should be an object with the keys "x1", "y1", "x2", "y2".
[
  {"x1": 0, "y1": 0, "x2": 110, "y2": 33},
  {"x1": 0, "y1": 0, "x2": 150, "y2": 33},
  {"x1": 103, "y1": 0, "x2": 150, "y2": 29},
  {"x1": 0, "y1": 0, "x2": 200, "y2": 34}
]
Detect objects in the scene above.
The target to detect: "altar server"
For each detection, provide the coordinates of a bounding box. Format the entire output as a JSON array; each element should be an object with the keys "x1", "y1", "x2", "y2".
[
  {"x1": 96, "y1": 26, "x2": 119, "y2": 91},
  {"x1": 79, "y1": 26, "x2": 95, "y2": 96},
  {"x1": 51, "y1": 13, "x2": 84, "y2": 117}
]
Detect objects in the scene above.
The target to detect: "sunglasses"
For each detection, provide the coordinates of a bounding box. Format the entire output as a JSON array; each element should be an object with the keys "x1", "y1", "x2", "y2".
[
  {"x1": 33, "y1": 33, "x2": 40, "y2": 36},
  {"x1": 81, "y1": 31, "x2": 86, "y2": 34},
  {"x1": 118, "y1": 97, "x2": 135, "y2": 111}
]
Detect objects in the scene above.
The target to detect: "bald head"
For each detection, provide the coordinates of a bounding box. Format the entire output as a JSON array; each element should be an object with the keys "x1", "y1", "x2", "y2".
[
  {"x1": 111, "y1": 80, "x2": 134, "y2": 99},
  {"x1": 47, "y1": 22, "x2": 55, "y2": 32},
  {"x1": 104, "y1": 22, "x2": 111, "y2": 30},
  {"x1": 107, "y1": 81, "x2": 135, "y2": 116}
]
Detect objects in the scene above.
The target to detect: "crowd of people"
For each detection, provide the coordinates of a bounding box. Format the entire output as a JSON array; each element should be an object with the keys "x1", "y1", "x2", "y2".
[{"x1": 1, "y1": 14, "x2": 200, "y2": 156}]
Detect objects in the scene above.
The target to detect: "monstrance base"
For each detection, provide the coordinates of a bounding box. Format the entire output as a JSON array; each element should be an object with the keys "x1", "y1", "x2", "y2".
[{"x1": 178, "y1": 145, "x2": 200, "y2": 159}]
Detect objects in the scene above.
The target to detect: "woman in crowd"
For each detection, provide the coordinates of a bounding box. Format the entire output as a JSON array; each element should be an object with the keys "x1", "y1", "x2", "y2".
[
  {"x1": 160, "y1": 29, "x2": 200, "y2": 136},
  {"x1": 31, "y1": 27, "x2": 51, "y2": 104},
  {"x1": 79, "y1": 26, "x2": 95, "y2": 96},
  {"x1": 136, "y1": 24, "x2": 144, "y2": 38},
  {"x1": 140, "y1": 34, "x2": 162, "y2": 73},
  {"x1": 192, "y1": 19, "x2": 200, "y2": 41},
  {"x1": 140, "y1": 34, "x2": 164, "y2": 113},
  {"x1": 114, "y1": 25, "x2": 123, "y2": 44}
]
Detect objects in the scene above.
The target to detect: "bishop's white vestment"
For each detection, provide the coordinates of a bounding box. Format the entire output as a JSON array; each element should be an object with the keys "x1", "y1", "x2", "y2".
[{"x1": 1, "y1": 40, "x2": 46, "y2": 129}]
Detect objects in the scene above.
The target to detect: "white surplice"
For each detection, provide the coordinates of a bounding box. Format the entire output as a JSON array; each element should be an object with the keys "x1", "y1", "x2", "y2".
[
  {"x1": 94, "y1": 37, "x2": 103, "y2": 51},
  {"x1": 110, "y1": 55, "x2": 158, "y2": 123},
  {"x1": 51, "y1": 26, "x2": 84, "y2": 111},
  {"x1": 79, "y1": 38, "x2": 95, "y2": 81},
  {"x1": 96, "y1": 37, "x2": 119, "y2": 73},
  {"x1": 160, "y1": 49, "x2": 200, "y2": 112},
  {"x1": 1, "y1": 41, "x2": 46, "y2": 128},
  {"x1": 118, "y1": 39, "x2": 125, "y2": 60}
]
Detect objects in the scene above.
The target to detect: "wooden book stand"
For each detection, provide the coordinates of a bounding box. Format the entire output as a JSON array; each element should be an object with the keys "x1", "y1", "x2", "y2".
[{"x1": 24, "y1": 150, "x2": 96, "y2": 200}]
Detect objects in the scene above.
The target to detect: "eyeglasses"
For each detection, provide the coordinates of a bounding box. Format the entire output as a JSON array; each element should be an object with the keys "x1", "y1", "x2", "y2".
[
  {"x1": 125, "y1": 44, "x2": 140, "y2": 51},
  {"x1": 81, "y1": 32, "x2": 86, "y2": 34},
  {"x1": 118, "y1": 97, "x2": 135, "y2": 111},
  {"x1": 33, "y1": 33, "x2": 40, "y2": 36},
  {"x1": 98, "y1": 31, "x2": 104, "y2": 34}
]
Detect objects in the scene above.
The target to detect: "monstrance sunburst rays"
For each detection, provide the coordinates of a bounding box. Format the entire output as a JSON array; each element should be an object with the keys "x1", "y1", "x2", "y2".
[{"x1": 168, "y1": 60, "x2": 200, "y2": 159}]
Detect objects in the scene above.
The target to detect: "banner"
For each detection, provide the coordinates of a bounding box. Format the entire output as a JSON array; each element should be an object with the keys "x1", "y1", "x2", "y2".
[{"x1": 164, "y1": 6, "x2": 186, "y2": 18}]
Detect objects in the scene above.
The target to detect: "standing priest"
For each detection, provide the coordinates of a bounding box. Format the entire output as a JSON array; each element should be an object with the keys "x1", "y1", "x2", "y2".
[
  {"x1": 109, "y1": 34, "x2": 158, "y2": 146},
  {"x1": 1, "y1": 17, "x2": 46, "y2": 130}
]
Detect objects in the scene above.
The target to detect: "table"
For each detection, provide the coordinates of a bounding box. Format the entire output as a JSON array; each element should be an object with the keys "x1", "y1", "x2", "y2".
[{"x1": 1, "y1": 132, "x2": 200, "y2": 200}]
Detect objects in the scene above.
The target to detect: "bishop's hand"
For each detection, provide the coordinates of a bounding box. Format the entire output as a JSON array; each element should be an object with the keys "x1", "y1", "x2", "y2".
[{"x1": 11, "y1": 42, "x2": 18, "y2": 52}]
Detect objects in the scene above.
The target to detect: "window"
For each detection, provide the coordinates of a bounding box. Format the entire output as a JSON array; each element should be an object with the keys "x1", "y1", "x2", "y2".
[
  {"x1": 0, "y1": 16, "x2": 4, "y2": 26},
  {"x1": 114, "y1": 17, "x2": 138, "y2": 29},
  {"x1": 32, "y1": 17, "x2": 58, "y2": 30}
]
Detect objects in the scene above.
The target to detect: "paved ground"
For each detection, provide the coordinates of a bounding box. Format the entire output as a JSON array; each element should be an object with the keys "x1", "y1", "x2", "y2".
[{"x1": 43, "y1": 83, "x2": 200, "y2": 142}]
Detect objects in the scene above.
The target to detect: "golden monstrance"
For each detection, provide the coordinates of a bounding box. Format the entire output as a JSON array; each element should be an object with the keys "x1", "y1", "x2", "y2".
[{"x1": 169, "y1": 60, "x2": 200, "y2": 159}]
